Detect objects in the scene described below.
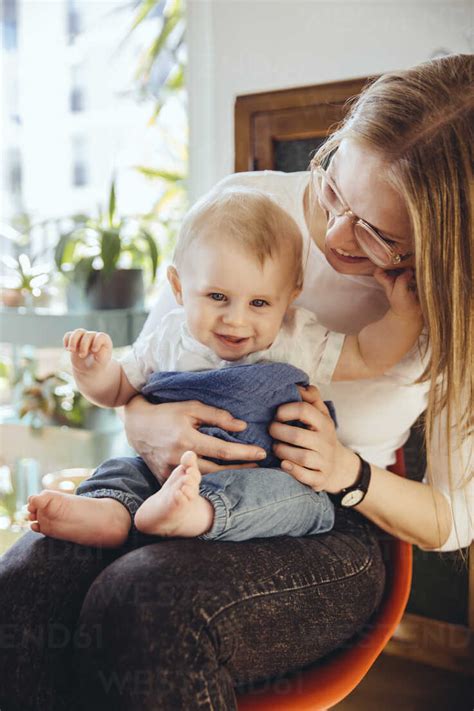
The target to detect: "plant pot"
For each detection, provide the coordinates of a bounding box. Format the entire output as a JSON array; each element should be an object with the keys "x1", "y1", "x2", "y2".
[
  {"x1": 67, "y1": 269, "x2": 145, "y2": 311},
  {"x1": 0, "y1": 287, "x2": 25, "y2": 308}
]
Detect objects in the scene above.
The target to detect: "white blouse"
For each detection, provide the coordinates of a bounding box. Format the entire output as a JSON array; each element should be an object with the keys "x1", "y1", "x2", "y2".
[{"x1": 136, "y1": 170, "x2": 473, "y2": 552}]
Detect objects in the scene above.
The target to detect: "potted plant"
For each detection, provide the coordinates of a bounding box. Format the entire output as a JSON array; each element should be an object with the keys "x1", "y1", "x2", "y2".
[
  {"x1": 54, "y1": 180, "x2": 159, "y2": 310},
  {"x1": 0, "y1": 253, "x2": 53, "y2": 308}
]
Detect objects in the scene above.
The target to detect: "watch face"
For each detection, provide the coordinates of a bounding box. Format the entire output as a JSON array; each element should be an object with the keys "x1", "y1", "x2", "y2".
[{"x1": 341, "y1": 489, "x2": 364, "y2": 507}]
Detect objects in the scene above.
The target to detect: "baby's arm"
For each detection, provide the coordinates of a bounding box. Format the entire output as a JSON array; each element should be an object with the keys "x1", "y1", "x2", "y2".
[
  {"x1": 333, "y1": 268, "x2": 423, "y2": 381},
  {"x1": 64, "y1": 329, "x2": 138, "y2": 407}
]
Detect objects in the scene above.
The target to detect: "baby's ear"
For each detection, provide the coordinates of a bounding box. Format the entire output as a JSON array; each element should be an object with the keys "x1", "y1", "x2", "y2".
[
  {"x1": 167, "y1": 266, "x2": 183, "y2": 305},
  {"x1": 290, "y1": 285, "x2": 302, "y2": 302}
]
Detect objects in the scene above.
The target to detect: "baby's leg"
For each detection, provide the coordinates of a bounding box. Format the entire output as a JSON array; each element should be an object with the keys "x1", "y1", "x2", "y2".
[
  {"x1": 135, "y1": 452, "x2": 215, "y2": 537},
  {"x1": 28, "y1": 456, "x2": 160, "y2": 548},
  {"x1": 198, "y1": 467, "x2": 335, "y2": 542}
]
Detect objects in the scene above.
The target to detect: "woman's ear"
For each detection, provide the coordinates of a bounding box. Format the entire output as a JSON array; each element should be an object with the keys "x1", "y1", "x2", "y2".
[{"x1": 167, "y1": 265, "x2": 184, "y2": 305}]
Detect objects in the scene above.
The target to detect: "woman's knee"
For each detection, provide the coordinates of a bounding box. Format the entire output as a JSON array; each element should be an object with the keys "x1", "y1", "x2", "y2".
[
  {"x1": 78, "y1": 541, "x2": 215, "y2": 640},
  {"x1": 75, "y1": 541, "x2": 227, "y2": 709}
]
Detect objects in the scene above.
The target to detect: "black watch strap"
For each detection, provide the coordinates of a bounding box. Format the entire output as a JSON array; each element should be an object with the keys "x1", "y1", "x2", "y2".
[{"x1": 336, "y1": 454, "x2": 371, "y2": 508}]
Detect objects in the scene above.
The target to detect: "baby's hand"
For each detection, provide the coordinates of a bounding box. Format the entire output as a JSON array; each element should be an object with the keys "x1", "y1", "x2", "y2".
[
  {"x1": 374, "y1": 268, "x2": 422, "y2": 323},
  {"x1": 63, "y1": 329, "x2": 113, "y2": 373}
]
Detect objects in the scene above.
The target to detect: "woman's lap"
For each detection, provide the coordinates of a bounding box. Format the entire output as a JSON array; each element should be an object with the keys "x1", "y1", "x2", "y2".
[{"x1": 0, "y1": 509, "x2": 385, "y2": 711}]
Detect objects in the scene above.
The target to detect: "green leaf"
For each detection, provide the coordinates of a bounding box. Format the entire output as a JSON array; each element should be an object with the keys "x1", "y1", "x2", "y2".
[
  {"x1": 147, "y1": 100, "x2": 164, "y2": 124},
  {"x1": 1, "y1": 255, "x2": 19, "y2": 270},
  {"x1": 108, "y1": 178, "x2": 117, "y2": 227},
  {"x1": 55, "y1": 231, "x2": 79, "y2": 270},
  {"x1": 165, "y1": 63, "x2": 184, "y2": 90},
  {"x1": 0, "y1": 360, "x2": 10, "y2": 379},
  {"x1": 128, "y1": 0, "x2": 161, "y2": 36},
  {"x1": 134, "y1": 166, "x2": 185, "y2": 183},
  {"x1": 140, "y1": 228, "x2": 159, "y2": 281},
  {"x1": 100, "y1": 228, "x2": 122, "y2": 275},
  {"x1": 137, "y1": 10, "x2": 182, "y2": 80},
  {"x1": 73, "y1": 256, "x2": 96, "y2": 285}
]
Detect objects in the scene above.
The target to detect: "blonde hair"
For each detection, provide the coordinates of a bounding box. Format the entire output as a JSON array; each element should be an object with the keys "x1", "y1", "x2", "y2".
[
  {"x1": 311, "y1": 54, "x2": 473, "y2": 521},
  {"x1": 173, "y1": 186, "x2": 305, "y2": 290}
]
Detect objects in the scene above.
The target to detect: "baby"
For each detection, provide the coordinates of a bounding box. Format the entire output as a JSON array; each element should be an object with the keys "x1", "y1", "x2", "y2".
[{"x1": 27, "y1": 187, "x2": 422, "y2": 547}]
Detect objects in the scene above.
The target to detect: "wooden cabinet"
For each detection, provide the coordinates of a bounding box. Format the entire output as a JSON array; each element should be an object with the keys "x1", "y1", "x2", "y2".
[{"x1": 234, "y1": 78, "x2": 473, "y2": 675}]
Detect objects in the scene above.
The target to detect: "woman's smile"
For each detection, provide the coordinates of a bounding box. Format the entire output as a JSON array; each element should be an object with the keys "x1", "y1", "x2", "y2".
[{"x1": 331, "y1": 247, "x2": 368, "y2": 263}]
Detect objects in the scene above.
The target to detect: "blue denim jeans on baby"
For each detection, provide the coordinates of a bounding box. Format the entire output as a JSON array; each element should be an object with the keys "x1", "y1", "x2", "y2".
[{"x1": 76, "y1": 456, "x2": 335, "y2": 542}]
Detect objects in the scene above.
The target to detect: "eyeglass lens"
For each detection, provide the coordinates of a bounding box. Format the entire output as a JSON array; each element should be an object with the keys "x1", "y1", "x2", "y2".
[{"x1": 316, "y1": 171, "x2": 397, "y2": 268}]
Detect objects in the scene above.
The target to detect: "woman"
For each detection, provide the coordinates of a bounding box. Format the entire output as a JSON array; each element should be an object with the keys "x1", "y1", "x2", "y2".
[{"x1": 0, "y1": 54, "x2": 472, "y2": 711}]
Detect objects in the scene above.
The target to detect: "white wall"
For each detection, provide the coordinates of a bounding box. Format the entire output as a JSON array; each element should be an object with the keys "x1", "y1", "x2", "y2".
[{"x1": 186, "y1": 0, "x2": 472, "y2": 200}]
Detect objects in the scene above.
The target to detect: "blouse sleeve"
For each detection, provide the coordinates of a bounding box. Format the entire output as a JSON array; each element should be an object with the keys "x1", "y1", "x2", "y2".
[
  {"x1": 279, "y1": 308, "x2": 346, "y2": 384},
  {"x1": 422, "y1": 399, "x2": 473, "y2": 552}
]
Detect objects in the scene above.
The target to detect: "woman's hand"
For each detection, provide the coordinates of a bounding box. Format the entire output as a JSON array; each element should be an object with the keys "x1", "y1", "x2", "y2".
[
  {"x1": 123, "y1": 396, "x2": 266, "y2": 483},
  {"x1": 269, "y1": 385, "x2": 360, "y2": 494}
]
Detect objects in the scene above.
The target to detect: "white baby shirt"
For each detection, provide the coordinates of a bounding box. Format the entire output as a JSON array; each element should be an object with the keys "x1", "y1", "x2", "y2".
[{"x1": 120, "y1": 306, "x2": 345, "y2": 392}]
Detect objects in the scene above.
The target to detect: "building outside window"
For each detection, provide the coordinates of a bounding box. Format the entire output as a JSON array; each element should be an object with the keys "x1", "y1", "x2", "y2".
[
  {"x1": 71, "y1": 136, "x2": 88, "y2": 187},
  {"x1": 70, "y1": 64, "x2": 86, "y2": 113},
  {"x1": 1, "y1": 0, "x2": 187, "y2": 238}
]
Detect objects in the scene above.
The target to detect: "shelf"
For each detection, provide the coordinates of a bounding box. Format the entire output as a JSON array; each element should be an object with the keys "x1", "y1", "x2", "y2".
[
  {"x1": 0, "y1": 417, "x2": 132, "y2": 474},
  {"x1": 0, "y1": 306, "x2": 148, "y2": 348}
]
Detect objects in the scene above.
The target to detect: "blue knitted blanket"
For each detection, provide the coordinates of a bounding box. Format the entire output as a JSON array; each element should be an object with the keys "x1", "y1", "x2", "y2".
[{"x1": 142, "y1": 362, "x2": 336, "y2": 468}]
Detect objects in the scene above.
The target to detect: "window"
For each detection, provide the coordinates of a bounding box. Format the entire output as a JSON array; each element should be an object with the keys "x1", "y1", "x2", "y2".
[
  {"x1": 70, "y1": 65, "x2": 85, "y2": 112},
  {"x1": 72, "y1": 136, "x2": 88, "y2": 187},
  {"x1": 66, "y1": 0, "x2": 81, "y2": 44},
  {"x1": 1, "y1": 0, "x2": 17, "y2": 51}
]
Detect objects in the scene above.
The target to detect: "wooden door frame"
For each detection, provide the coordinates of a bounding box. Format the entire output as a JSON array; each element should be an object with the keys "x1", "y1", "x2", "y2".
[{"x1": 235, "y1": 76, "x2": 373, "y2": 172}]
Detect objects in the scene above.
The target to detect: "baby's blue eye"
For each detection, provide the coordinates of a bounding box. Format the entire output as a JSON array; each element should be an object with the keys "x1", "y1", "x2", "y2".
[
  {"x1": 251, "y1": 299, "x2": 269, "y2": 308},
  {"x1": 209, "y1": 292, "x2": 226, "y2": 301}
]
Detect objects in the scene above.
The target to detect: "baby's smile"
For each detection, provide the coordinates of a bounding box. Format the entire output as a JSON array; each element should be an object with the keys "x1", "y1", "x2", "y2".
[{"x1": 213, "y1": 332, "x2": 253, "y2": 357}]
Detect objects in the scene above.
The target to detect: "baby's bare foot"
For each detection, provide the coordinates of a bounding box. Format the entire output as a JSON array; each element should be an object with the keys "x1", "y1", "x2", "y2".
[
  {"x1": 27, "y1": 490, "x2": 131, "y2": 548},
  {"x1": 135, "y1": 451, "x2": 214, "y2": 537}
]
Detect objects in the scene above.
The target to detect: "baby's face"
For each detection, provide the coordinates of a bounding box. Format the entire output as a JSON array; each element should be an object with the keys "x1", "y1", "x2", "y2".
[{"x1": 170, "y1": 238, "x2": 300, "y2": 361}]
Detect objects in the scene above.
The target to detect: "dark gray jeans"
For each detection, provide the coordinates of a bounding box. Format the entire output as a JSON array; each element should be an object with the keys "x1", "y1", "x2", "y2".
[{"x1": 0, "y1": 507, "x2": 385, "y2": 710}]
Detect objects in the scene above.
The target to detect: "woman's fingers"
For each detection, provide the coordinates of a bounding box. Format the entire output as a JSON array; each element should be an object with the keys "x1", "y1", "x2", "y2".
[
  {"x1": 268, "y1": 421, "x2": 317, "y2": 451},
  {"x1": 273, "y1": 400, "x2": 331, "y2": 434},
  {"x1": 297, "y1": 385, "x2": 330, "y2": 416},
  {"x1": 188, "y1": 401, "x2": 248, "y2": 432},
  {"x1": 193, "y1": 430, "x2": 266, "y2": 463},
  {"x1": 198, "y1": 459, "x2": 259, "y2": 474},
  {"x1": 273, "y1": 441, "x2": 323, "y2": 473},
  {"x1": 281, "y1": 460, "x2": 327, "y2": 491}
]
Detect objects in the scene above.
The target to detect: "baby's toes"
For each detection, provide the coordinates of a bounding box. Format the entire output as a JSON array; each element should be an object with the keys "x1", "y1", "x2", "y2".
[
  {"x1": 173, "y1": 488, "x2": 187, "y2": 505},
  {"x1": 180, "y1": 450, "x2": 198, "y2": 469},
  {"x1": 184, "y1": 463, "x2": 202, "y2": 487},
  {"x1": 179, "y1": 483, "x2": 195, "y2": 502},
  {"x1": 30, "y1": 522, "x2": 41, "y2": 533}
]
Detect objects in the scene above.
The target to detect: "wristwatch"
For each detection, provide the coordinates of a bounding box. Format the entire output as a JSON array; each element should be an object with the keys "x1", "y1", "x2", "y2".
[{"x1": 337, "y1": 454, "x2": 371, "y2": 508}]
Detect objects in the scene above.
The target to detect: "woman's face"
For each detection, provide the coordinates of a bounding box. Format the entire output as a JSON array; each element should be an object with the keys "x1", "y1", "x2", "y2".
[{"x1": 316, "y1": 138, "x2": 414, "y2": 277}]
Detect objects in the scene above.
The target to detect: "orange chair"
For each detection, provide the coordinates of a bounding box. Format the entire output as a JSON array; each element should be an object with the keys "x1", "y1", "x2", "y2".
[{"x1": 237, "y1": 448, "x2": 412, "y2": 710}]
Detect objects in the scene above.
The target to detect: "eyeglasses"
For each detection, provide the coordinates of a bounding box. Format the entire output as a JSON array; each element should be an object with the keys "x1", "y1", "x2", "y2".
[{"x1": 313, "y1": 165, "x2": 413, "y2": 269}]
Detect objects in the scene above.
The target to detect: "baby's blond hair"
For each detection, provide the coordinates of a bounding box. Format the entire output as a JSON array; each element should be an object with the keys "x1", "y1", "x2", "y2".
[{"x1": 173, "y1": 186, "x2": 304, "y2": 290}]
